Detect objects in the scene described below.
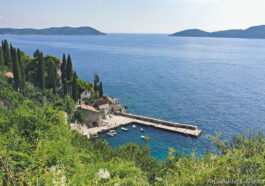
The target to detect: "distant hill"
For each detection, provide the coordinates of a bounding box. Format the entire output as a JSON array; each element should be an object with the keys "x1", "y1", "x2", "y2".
[
  {"x1": 0, "y1": 26, "x2": 105, "y2": 35},
  {"x1": 170, "y1": 25, "x2": 265, "y2": 39}
]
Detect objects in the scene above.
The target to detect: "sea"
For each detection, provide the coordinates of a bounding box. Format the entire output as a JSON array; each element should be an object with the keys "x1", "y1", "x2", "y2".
[{"x1": 1, "y1": 34, "x2": 265, "y2": 160}]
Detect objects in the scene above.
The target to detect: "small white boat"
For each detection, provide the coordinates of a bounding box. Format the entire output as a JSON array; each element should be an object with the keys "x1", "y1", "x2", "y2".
[
  {"x1": 140, "y1": 128, "x2": 144, "y2": 132},
  {"x1": 121, "y1": 127, "x2": 128, "y2": 131},
  {"x1": 141, "y1": 136, "x2": 146, "y2": 139},
  {"x1": 107, "y1": 130, "x2": 116, "y2": 136},
  {"x1": 132, "y1": 125, "x2": 136, "y2": 128},
  {"x1": 107, "y1": 132, "x2": 115, "y2": 136}
]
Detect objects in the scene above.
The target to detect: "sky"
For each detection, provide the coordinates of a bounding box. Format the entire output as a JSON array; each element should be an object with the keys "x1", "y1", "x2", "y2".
[{"x1": 0, "y1": 0, "x2": 265, "y2": 33}]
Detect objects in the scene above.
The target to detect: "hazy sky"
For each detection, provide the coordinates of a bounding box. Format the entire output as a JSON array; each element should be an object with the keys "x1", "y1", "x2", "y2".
[{"x1": 1, "y1": 0, "x2": 265, "y2": 33}]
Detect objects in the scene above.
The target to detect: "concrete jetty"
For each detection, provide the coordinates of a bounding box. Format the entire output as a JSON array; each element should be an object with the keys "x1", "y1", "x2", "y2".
[
  {"x1": 114, "y1": 112, "x2": 202, "y2": 137},
  {"x1": 70, "y1": 112, "x2": 202, "y2": 138}
]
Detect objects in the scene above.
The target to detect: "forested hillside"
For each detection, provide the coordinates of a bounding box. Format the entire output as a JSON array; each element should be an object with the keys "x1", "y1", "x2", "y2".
[{"x1": 0, "y1": 41, "x2": 264, "y2": 185}]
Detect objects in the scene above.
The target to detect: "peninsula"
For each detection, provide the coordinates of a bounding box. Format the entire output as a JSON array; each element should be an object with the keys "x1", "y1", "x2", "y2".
[
  {"x1": 0, "y1": 26, "x2": 105, "y2": 35},
  {"x1": 170, "y1": 25, "x2": 265, "y2": 39}
]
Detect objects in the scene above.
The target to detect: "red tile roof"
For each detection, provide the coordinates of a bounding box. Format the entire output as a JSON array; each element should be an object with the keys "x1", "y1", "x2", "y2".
[
  {"x1": 3, "y1": 72, "x2": 14, "y2": 79},
  {"x1": 61, "y1": 111, "x2": 67, "y2": 116},
  {"x1": 95, "y1": 99, "x2": 109, "y2": 106},
  {"x1": 80, "y1": 105, "x2": 98, "y2": 112}
]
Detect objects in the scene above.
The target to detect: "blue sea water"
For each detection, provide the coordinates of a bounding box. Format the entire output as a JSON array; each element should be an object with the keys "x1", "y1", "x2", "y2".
[{"x1": 1, "y1": 34, "x2": 265, "y2": 160}]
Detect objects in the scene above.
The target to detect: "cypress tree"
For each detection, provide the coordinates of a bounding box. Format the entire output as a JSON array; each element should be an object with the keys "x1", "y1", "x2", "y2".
[
  {"x1": 0, "y1": 47, "x2": 4, "y2": 70},
  {"x1": 99, "y1": 81, "x2": 104, "y2": 97},
  {"x1": 47, "y1": 62, "x2": 54, "y2": 87},
  {"x1": 72, "y1": 72, "x2": 77, "y2": 102},
  {"x1": 33, "y1": 49, "x2": 40, "y2": 58},
  {"x1": 38, "y1": 52, "x2": 45, "y2": 90},
  {"x1": 94, "y1": 74, "x2": 99, "y2": 92},
  {"x1": 63, "y1": 81, "x2": 68, "y2": 96},
  {"x1": 10, "y1": 47, "x2": 21, "y2": 91},
  {"x1": 66, "y1": 54, "x2": 73, "y2": 81},
  {"x1": 61, "y1": 53, "x2": 66, "y2": 83},
  {"x1": 2, "y1": 40, "x2": 12, "y2": 69},
  {"x1": 47, "y1": 62, "x2": 57, "y2": 94},
  {"x1": 17, "y1": 48, "x2": 26, "y2": 89}
]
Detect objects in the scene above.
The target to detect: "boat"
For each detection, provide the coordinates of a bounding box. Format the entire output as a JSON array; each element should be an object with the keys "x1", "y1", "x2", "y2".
[
  {"x1": 107, "y1": 130, "x2": 116, "y2": 136},
  {"x1": 121, "y1": 127, "x2": 128, "y2": 131},
  {"x1": 140, "y1": 128, "x2": 144, "y2": 132},
  {"x1": 132, "y1": 125, "x2": 136, "y2": 128},
  {"x1": 141, "y1": 136, "x2": 145, "y2": 139}
]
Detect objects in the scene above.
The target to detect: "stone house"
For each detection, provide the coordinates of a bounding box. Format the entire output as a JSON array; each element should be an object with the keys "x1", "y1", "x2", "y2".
[
  {"x1": 80, "y1": 104, "x2": 101, "y2": 127},
  {"x1": 95, "y1": 99, "x2": 110, "y2": 119}
]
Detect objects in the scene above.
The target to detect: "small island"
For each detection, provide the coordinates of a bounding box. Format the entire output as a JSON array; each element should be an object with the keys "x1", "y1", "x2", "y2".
[
  {"x1": 170, "y1": 25, "x2": 265, "y2": 39},
  {"x1": 0, "y1": 26, "x2": 105, "y2": 35}
]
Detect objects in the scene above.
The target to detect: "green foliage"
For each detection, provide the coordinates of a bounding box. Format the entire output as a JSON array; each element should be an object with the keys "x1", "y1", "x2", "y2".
[
  {"x1": 94, "y1": 73, "x2": 99, "y2": 92},
  {"x1": 1, "y1": 40, "x2": 12, "y2": 69},
  {"x1": 17, "y1": 48, "x2": 26, "y2": 89},
  {"x1": 0, "y1": 47, "x2": 4, "y2": 70},
  {"x1": 76, "y1": 78, "x2": 94, "y2": 99},
  {"x1": 66, "y1": 54, "x2": 73, "y2": 81},
  {"x1": 47, "y1": 61, "x2": 57, "y2": 94},
  {"x1": 72, "y1": 72, "x2": 77, "y2": 101},
  {"x1": 37, "y1": 52, "x2": 45, "y2": 90},
  {"x1": 10, "y1": 45, "x2": 21, "y2": 91},
  {"x1": 61, "y1": 53, "x2": 66, "y2": 84},
  {"x1": 63, "y1": 80, "x2": 68, "y2": 96},
  {"x1": 44, "y1": 55, "x2": 61, "y2": 68},
  {"x1": 99, "y1": 81, "x2": 103, "y2": 97}
]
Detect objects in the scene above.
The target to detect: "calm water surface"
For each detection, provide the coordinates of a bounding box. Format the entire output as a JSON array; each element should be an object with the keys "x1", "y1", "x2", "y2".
[{"x1": 1, "y1": 34, "x2": 265, "y2": 160}]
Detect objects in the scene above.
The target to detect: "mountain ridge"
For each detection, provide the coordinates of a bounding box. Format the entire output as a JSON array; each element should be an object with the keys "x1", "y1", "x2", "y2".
[
  {"x1": 0, "y1": 26, "x2": 105, "y2": 35},
  {"x1": 170, "y1": 25, "x2": 265, "y2": 39}
]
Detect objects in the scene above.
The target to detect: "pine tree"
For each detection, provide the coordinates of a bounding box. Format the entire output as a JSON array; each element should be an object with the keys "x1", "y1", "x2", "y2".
[
  {"x1": 72, "y1": 72, "x2": 77, "y2": 102},
  {"x1": 10, "y1": 47, "x2": 21, "y2": 91},
  {"x1": 2, "y1": 40, "x2": 12, "y2": 69},
  {"x1": 66, "y1": 54, "x2": 73, "y2": 81},
  {"x1": 0, "y1": 47, "x2": 4, "y2": 70},
  {"x1": 61, "y1": 53, "x2": 66, "y2": 83},
  {"x1": 99, "y1": 81, "x2": 104, "y2": 97},
  {"x1": 38, "y1": 52, "x2": 45, "y2": 90},
  {"x1": 17, "y1": 48, "x2": 26, "y2": 89}
]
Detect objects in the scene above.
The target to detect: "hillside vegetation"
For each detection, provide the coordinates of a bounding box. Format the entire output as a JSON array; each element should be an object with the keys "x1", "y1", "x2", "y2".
[{"x1": 0, "y1": 41, "x2": 264, "y2": 185}]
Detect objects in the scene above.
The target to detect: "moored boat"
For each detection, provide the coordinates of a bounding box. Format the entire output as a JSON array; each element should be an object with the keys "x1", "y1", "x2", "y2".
[
  {"x1": 107, "y1": 130, "x2": 116, "y2": 136},
  {"x1": 132, "y1": 125, "x2": 136, "y2": 128},
  {"x1": 141, "y1": 136, "x2": 145, "y2": 139},
  {"x1": 140, "y1": 128, "x2": 144, "y2": 132},
  {"x1": 121, "y1": 127, "x2": 128, "y2": 131}
]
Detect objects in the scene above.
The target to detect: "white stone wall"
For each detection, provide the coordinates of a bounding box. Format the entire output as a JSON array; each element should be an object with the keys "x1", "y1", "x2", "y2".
[
  {"x1": 81, "y1": 90, "x2": 91, "y2": 99},
  {"x1": 99, "y1": 104, "x2": 110, "y2": 119}
]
